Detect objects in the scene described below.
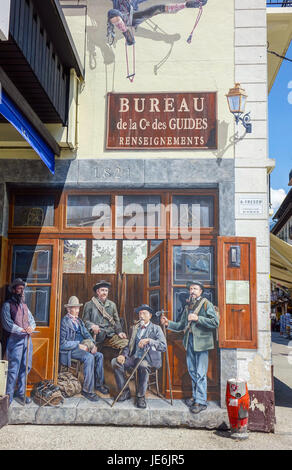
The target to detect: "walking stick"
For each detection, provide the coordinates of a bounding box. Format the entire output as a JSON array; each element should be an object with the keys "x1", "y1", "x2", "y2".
[
  {"x1": 24, "y1": 330, "x2": 40, "y2": 405},
  {"x1": 162, "y1": 323, "x2": 173, "y2": 406},
  {"x1": 111, "y1": 346, "x2": 150, "y2": 408},
  {"x1": 155, "y1": 310, "x2": 173, "y2": 406}
]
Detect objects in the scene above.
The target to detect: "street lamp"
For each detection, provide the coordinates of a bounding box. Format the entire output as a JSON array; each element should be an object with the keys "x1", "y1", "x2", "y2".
[{"x1": 226, "y1": 83, "x2": 252, "y2": 134}]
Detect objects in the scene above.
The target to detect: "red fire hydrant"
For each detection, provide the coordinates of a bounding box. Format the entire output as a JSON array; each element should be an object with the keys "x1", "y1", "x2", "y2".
[{"x1": 226, "y1": 378, "x2": 250, "y2": 439}]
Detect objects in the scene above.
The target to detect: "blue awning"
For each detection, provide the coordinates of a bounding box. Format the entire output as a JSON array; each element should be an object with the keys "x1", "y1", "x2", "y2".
[{"x1": 0, "y1": 90, "x2": 55, "y2": 174}]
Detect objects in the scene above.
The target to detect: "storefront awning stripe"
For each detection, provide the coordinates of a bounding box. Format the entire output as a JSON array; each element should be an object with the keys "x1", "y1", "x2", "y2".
[
  {"x1": 270, "y1": 234, "x2": 292, "y2": 289},
  {"x1": 0, "y1": 90, "x2": 55, "y2": 174}
]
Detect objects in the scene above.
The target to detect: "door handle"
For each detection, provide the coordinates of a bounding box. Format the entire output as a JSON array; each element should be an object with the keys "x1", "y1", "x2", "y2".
[{"x1": 231, "y1": 308, "x2": 246, "y2": 313}]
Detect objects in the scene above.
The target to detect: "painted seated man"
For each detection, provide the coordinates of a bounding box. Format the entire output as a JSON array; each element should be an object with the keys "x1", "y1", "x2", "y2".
[
  {"x1": 161, "y1": 281, "x2": 219, "y2": 414},
  {"x1": 83, "y1": 280, "x2": 128, "y2": 351},
  {"x1": 108, "y1": 0, "x2": 208, "y2": 45},
  {"x1": 59, "y1": 296, "x2": 109, "y2": 402},
  {"x1": 1, "y1": 278, "x2": 36, "y2": 406},
  {"x1": 111, "y1": 304, "x2": 167, "y2": 409}
]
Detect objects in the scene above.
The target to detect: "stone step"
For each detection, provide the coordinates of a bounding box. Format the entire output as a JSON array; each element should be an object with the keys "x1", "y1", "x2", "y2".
[{"x1": 8, "y1": 398, "x2": 228, "y2": 429}]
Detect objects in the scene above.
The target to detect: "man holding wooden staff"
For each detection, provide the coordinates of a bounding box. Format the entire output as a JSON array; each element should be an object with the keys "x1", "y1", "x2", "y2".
[
  {"x1": 1, "y1": 278, "x2": 36, "y2": 406},
  {"x1": 161, "y1": 281, "x2": 219, "y2": 414}
]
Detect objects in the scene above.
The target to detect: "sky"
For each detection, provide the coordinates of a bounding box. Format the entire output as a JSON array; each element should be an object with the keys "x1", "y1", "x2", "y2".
[{"x1": 269, "y1": 39, "x2": 292, "y2": 215}]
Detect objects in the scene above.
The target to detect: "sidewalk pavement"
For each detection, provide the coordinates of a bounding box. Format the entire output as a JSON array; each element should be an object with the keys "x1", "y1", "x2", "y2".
[{"x1": 0, "y1": 332, "x2": 291, "y2": 450}]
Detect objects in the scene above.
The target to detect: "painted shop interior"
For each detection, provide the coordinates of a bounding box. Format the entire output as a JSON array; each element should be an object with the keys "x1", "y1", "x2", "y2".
[{"x1": 0, "y1": 0, "x2": 287, "y2": 431}]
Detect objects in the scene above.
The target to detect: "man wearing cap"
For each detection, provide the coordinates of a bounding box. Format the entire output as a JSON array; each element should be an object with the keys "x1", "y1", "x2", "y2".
[
  {"x1": 111, "y1": 304, "x2": 166, "y2": 408},
  {"x1": 59, "y1": 296, "x2": 109, "y2": 402},
  {"x1": 83, "y1": 280, "x2": 128, "y2": 351},
  {"x1": 161, "y1": 281, "x2": 219, "y2": 414},
  {"x1": 1, "y1": 278, "x2": 36, "y2": 406}
]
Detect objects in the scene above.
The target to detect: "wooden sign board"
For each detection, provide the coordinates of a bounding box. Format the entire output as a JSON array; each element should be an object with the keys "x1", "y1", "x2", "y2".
[{"x1": 106, "y1": 92, "x2": 217, "y2": 150}]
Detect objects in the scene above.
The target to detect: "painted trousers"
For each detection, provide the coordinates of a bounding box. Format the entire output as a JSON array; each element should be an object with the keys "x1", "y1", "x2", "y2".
[
  {"x1": 71, "y1": 348, "x2": 105, "y2": 393},
  {"x1": 6, "y1": 334, "x2": 33, "y2": 404},
  {"x1": 108, "y1": 5, "x2": 166, "y2": 28},
  {"x1": 112, "y1": 356, "x2": 152, "y2": 397},
  {"x1": 108, "y1": 0, "x2": 208, "y2": 27},
  {"x1": 186, "y1": 334, "x2": 209, "y2": 405}
]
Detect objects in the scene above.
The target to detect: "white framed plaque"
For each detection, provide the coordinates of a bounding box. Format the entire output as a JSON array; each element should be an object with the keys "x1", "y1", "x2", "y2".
[{"x1": 226, "y1": 280, "x2": 250, "y2": 305}]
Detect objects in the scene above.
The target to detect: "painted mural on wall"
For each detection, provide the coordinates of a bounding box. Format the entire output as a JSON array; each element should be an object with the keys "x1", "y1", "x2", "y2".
[
  {"x1": 1, "y1": 191, "x2": 221, "y2": 414},
  {"x1": 106, "y1": 0, "x2": 208, "y2": 81}
]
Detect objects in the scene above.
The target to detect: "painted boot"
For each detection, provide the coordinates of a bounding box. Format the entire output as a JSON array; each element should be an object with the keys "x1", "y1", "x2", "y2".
[
  {"x1": 113, "y1": 17, "x2": 135, "y2": 46},
  {"x1": 123, "y1": 29, "x2": 135, "y2": 46},
  {"x1": 186, "y1": 0, "x2": 208, "y2": 7}
]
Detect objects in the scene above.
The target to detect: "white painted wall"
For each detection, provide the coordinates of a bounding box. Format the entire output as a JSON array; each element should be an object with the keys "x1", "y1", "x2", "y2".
[{"x1": 0, "y1": 0, "x2": 11, "y2": 41}]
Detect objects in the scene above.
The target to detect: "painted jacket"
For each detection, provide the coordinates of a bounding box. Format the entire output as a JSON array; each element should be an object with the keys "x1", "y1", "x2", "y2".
[
  {"x1": 59, "y1": 314, "x2": 94, "y2": 367},
  {"x1": 122, "y1": 321, "x2": 167, "y2": 369},
  {"x1": 82, "y1": 298, "x2": 123, "y2": 339},
  {"x1": 168, "y1": 298, "x2": 219, "y2": 352},
  {"x1": 1, "y1": 300, "x2": 36, "y2": 335}
]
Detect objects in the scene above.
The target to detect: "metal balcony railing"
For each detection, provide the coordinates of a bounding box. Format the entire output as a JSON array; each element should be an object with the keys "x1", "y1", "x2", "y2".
[{"x1": 267, "y1": 1, "x2": 292, "y2": 6}]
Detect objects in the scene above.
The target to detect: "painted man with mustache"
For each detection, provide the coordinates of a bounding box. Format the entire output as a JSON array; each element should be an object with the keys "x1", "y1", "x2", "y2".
[{"x1": 83, "y1": 280, "x2": 128, "y2": 351}]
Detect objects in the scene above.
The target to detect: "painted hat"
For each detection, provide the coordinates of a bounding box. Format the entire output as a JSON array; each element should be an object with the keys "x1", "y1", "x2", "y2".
[
  {"x1": 134, "y1": 304, "x2": 154, "y2": 315},
  {"x1": 186, "y1": 280, "x2": 205, "y2": 292},
  {"x1": 64, "y1": 296, "x2": 83, "y2": 308},
  {"x1": 93, "y1": 280, "x2": 111, "y2": 292},
  {"x1": 8, "y1": 278, "x2": 27, "y2": 293}
]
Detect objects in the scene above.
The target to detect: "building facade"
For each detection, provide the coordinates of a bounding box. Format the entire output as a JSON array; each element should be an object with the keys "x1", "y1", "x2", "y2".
[{"x1": 0, "y1": 0, "x2": 276, "y2": 430}]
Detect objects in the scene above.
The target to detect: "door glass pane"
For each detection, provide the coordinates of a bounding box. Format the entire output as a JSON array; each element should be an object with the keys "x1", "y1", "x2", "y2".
[
  {"x1": 149, "y1": 290, "x2": 160, "y2": 324},
  {"x1": 25, "y1": 286, "x2": 51, "y2": 326},
  {"x1": 63, "y1": 240, "x2": 86, "y2": 273},
  {"x1": 150, "y1": 240, "x2": 163, "y2": 253},
  {"x1": 91, "y1": 240, "x2": 117, "y2": 274},
  {"x1": 122, "y1": 240, "x2": 147, "y2": 274},
  {"x1": 172, "y1": 195, "x2": 214, "y2": 228},
  {"x1": 173, "y1": 245, "x2": 214, "y2": 284},
  {"x1": 12, "y1": 245, "x2": 52, "y2": 283},
  {"x1": 67, "y1": 195, "x2": 111, "y2": 227},
  {"x1": 13, "y1": 195, "x2": 55, "y2": 227},
  {"x1": 116, "y1": 195, "x2": 161, "y2": 227},
  {"x1": 149, "y1": 252, "x2": 160, "y2": 287},
  {"x1": 173, "y1": 287, "x2": 215, "y2": 322}
]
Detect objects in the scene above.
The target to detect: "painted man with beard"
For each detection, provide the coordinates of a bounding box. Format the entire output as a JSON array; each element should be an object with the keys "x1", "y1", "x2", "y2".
[
  {"x1": 83, "y1": 280, "x2": 128, "y2": 351},
  {"x1": 161, "y1": 281, "x2": 219, "y2": 414},
  {"x1": 1, "y1": 278, "x2": 36, "y2": 405}
]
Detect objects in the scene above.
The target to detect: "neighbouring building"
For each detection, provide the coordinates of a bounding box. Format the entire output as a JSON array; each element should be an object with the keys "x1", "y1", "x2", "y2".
[
  {"x1": 0, "y1": 0, "x2": 278, "y2": 431},
  {"x1": 272, "y1": 187, "x2": 292, "y2": 245}
]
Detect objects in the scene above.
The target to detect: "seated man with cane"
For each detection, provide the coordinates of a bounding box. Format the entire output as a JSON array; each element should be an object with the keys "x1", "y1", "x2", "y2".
[{"x1": 111, "y1": 304, "x2": 166, "y2": 409}]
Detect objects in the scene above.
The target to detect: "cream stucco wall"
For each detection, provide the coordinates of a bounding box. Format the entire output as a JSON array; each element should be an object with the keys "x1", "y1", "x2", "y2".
[{"x1": 75, "y1": 0, "x2": 234, "y2": 160}]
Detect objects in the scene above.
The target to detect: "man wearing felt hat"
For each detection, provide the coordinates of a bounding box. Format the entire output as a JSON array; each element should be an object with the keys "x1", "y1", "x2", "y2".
[
  {"x1": 111, "y1": 304, "x2": 167, "y2": 409},
  {"x1": 83, "y1": 280, "x2": 128, "y2": 351},
  {"x1": 161, "y1": 280, "x2": 219, "y2": 414},
  {"x1": 59, "y1": 295, "x2": 109, "y2": 402},
  {"x1": 1, "y1": 278, "x2": 36, "y2": 405}
]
